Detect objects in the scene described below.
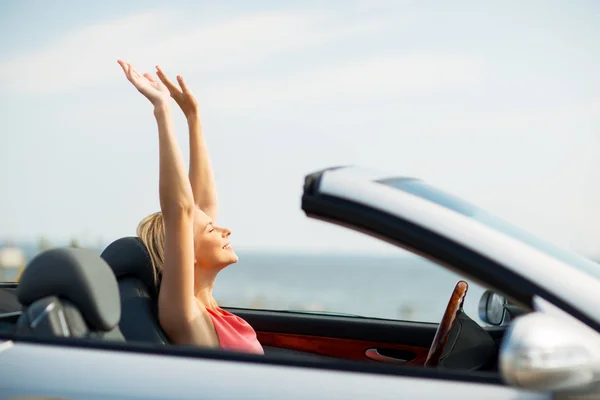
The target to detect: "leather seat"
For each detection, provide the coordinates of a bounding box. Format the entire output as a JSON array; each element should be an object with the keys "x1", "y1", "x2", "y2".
[
  {"x1": 16, "y1": 247, "x2": 124, "y2": 341},
  {"x1": 101, "y1": 236, "x2": 169, "y2": 344}
]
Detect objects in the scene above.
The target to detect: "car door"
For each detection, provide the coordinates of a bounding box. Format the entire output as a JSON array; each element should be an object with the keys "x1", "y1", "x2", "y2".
[{"x1": 0, "y1": 338, "x2": 548, "y2": 400}]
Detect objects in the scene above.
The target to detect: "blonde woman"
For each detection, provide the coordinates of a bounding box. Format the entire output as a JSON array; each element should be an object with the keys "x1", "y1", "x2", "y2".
[{"x1": 117, "y1": 60, "x2": 263, "y2": 355}]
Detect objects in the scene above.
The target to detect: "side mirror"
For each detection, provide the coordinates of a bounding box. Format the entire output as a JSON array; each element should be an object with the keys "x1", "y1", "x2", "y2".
[
  {"x1": 500, "y1": 312, "x2": 600, "y2": 393},
  {"x1": 478, "y1": 290, "x2": 507, "y2": 326}
]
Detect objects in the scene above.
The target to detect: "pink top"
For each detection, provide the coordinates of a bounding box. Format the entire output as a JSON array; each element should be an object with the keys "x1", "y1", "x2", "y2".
[{"x1": 205, "y1": 307, "x2": 264, "y2": 355}]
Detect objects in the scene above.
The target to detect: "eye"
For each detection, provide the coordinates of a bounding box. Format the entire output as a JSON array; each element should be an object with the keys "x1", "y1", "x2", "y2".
[{"x1": 209, "y1": 229, "x2": 215, "y2": 233}]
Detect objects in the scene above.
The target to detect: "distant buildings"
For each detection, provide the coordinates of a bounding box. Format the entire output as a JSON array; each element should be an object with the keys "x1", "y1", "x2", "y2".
[
  {"x1": 0, "y1": 244, "x2": 26, "y2": 281},
  {"x1": 0, "y1": 238, "x2": 106, "y2": 282}
]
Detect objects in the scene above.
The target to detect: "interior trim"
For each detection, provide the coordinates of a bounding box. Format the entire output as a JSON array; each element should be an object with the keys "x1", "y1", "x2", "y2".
[
  {"x1": 228, "y1": 307, "x2": 438, "y2": 345},
  {"x1": 0, "y1": 311, "x2": 22, "y2": 319},
  {"x1": 257, "y1": 332, "x2": 429, "y2": 365}
]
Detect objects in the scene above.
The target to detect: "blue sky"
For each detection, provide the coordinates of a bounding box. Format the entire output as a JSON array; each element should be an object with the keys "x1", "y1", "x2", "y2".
[{"x1": 0, "y1": 0, "x2": 599, "y2": 254}]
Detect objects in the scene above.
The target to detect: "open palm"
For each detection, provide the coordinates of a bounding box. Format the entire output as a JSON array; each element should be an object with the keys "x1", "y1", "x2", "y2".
[{"x1": 118, "y1": 60, "x2": 170, "y2": 105}]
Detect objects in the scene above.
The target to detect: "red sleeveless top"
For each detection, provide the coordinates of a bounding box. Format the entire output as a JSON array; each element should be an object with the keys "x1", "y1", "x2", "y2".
[{"x1": 205, "y1": 307, "x2": 264, "y2": 355}]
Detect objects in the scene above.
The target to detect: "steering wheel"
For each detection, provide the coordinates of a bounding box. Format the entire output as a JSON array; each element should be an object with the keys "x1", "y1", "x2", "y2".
[{"x1": 424, "y1": 280, "x2": 469, "y2": 368}]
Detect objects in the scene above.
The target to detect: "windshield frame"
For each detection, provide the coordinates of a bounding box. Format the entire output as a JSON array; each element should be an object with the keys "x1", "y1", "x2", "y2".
[{"x1": 376, "y1": 177, "x2": 600, "y2": 281}]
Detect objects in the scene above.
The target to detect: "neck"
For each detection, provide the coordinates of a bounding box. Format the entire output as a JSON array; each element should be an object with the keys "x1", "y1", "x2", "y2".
[{"x1": 194, "y1": 266, "x2": 219, "y2": 309}]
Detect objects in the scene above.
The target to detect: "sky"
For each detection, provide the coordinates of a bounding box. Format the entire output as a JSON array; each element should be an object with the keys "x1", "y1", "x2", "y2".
[{"x1": 0, "y1": 0, "x2": 599, "y2": 255}]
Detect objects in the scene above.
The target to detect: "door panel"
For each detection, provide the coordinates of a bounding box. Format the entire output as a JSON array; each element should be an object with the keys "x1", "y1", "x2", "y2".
[
  {"x1": 257, "y1": 332, "x2": 429, "y2": 365},
  {"x1": 228, "y1": 307, "x2": 436, "y2": 365},
  {"x1": 230, "y1": 308, "x2": 507, "y2": 366}
]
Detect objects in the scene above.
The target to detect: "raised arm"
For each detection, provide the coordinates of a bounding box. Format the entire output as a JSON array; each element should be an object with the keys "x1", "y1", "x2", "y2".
[
  {"x1": 117, "y1": 60, "x2": 199, "y2": 342},
  {"x1": 156, "y1": 67, "x2": 219, "y2": 221}
]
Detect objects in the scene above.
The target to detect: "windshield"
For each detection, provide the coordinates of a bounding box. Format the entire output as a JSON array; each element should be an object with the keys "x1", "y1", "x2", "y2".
[{"x1": 378, "y1": 178, "x2": 600, "y2": 281}]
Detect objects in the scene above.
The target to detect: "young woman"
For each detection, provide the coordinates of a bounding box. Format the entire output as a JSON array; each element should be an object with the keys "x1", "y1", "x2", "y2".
[{"x1": 117, "y1": 60, "x2": 263, "y2": 355}]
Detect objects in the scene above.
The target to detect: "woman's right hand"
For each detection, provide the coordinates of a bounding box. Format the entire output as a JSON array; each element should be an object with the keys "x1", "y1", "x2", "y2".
[
  {"x1": 155, "y1": 66, "x2": 199, "y2": 120},
  {"x1": 118, "y1": 60, "x2": 170, "y2": 107}
]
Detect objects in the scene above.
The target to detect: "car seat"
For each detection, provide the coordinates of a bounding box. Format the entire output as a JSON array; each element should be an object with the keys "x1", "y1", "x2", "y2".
[
  {"x1": 101, "y1": 236, "x2": 169, "y2": 344},
  {"x1": 16, "y1": 247, "x2": 124, "y2": 341}
]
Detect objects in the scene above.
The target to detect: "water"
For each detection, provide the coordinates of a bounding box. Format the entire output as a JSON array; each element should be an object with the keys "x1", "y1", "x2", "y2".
[{"x1": 214, "y1": 252, "x2": 488, "y2": 324}]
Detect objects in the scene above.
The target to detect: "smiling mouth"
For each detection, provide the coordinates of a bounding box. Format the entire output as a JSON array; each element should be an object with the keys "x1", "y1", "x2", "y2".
[{"x1": 222, "y1": 243, "x2": 232, "y2": 250}]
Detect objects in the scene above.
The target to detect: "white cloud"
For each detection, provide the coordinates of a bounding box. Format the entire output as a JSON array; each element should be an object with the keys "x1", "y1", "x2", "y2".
[
  {"x1": 420, "y1": 100, "x2": 600, "y2": 138},
  {"x1": 31, "y1": 51, "x2": 484, "y2": 125},
  {"x1": 200, "y1": 54, "x2": 483, "y2": 115},
  {"x1": 0, "y1": 10, "x2": 166, "y2": 94},
  {"x1": 0, "y1": 7, "x2": 401, "y2": 95}
]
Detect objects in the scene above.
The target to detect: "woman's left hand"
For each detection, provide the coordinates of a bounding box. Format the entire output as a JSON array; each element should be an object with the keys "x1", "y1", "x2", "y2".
[
  {"x1": 117, "y1": 60, "x2": 170, "y2": 107},
  {"x1": 156, "y1": 66, "x2": 199, "y2": 120}
]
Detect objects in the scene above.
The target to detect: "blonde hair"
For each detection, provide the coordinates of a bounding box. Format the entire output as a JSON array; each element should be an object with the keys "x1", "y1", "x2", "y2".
[{"x1": 136, "y1": 212, "x2": 166, "y2": 285}]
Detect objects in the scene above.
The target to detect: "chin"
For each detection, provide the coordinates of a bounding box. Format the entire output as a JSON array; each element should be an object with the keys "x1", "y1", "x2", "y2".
[{"x1": 218, "y1": 251, "x2": 239, "y2": 268}]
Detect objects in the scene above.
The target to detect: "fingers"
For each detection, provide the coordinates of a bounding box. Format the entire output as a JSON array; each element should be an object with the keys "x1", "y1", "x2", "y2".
[
  {"x1": 177, "y1": 75, "x2": 190, "y2": 94},
  {"x1": 131, "y1": 68, "x2": 142, "y2": 80},
  {"x1": 156, "y1": 66, "x2": 182, "y2": 95},
  {"x1": 117, "y1": 59, "x2": 140, "y2": 85},
  {"x1": 143, "y1": 73, "x2": 157, "y2": 83},
  {"x1": 117, "y1": 59, "x2": 127, "y2": 72},
  {"x1": 117, "y1": 59, "x2": 131, "y2": 79}
]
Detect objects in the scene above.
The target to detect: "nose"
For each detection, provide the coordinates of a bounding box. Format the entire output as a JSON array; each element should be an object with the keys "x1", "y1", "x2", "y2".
[{"x1": 221, "y1": 227, "x2": 231, "y2": 237}]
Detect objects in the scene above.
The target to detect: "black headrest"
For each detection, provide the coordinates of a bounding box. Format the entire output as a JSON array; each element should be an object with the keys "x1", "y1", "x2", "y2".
[
  {"x1": 17, "y1": 247, "x2": 121, "y2": 331},
  {"x1": 100, "y1": 237, "x2": 156, "y2": 294}
]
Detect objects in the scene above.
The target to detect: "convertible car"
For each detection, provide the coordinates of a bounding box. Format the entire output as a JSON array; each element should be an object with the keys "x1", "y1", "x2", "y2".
[{"x1": 1, "y1": 165, "x2": 599, "y2": 399}]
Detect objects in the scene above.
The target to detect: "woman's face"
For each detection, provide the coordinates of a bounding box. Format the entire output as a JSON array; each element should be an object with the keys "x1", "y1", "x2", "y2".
[{"x1": 193, "y1": 207, "x2": 238, "y2": 269}]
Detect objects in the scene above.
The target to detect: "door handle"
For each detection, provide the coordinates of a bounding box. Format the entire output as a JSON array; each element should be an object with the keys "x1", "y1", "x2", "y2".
[{"x1": 365, "y1": 348, "x2": 408, "y2": 364}]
